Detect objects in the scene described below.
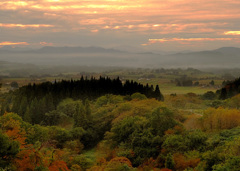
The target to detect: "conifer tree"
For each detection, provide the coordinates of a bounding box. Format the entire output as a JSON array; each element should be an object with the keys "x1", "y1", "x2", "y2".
[
  {"x1": 220, "y1": 88, "x2": 227, "y2": 100},
  {"x1": 210, "y1": 80, "x2": 215, "y2": 86},
  {"x1": 46, "y1": 93, "x2": 55, "y2": 111},
  {"x1": 11, "y1": 96, "x2": 21, "y2": 113},
  {"x1": 154, "y1": 85, "x2": 164, "y2": 101},
  {"x1": 18, "y1": 96, "x2": 28, "y2": 117},
  {"x1": 38, "y1": 98, "x2": 47, "y2": 123},
  {"x1": 30, "y1": 98, "x2": 41, "y2": 124},
  {"x1": 23, "y1": 106, "x2": 32, "y2": 123},
  {"x1": 0, "y1": 102, "x2": 5, "y2": 115},
  {"x1": 5, "y1": 104, "x2": 10, "y2": 113}
]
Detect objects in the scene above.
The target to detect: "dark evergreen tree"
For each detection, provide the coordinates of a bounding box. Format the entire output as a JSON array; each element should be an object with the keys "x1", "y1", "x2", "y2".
[
  {"x1": 194, "y1": 81, "x2": 199, "y2": 86},
  {"x1": 220, "y1": 88, "x2": 227, "y2": 100},
  {"x1": 11, "y1": 96, "x2": 21, "y2": 113},
  {"x1": 45, "y1": 93, "x2": 55, "y2": 111},
  {"x1": 5, "y1": 104, "x2": 10, "y2": 113},
  {"x1": 210, "y1": 80, "x2": 215, "y2": 86},
  {"x1": 23, "y1": 106, "x2": 32, "y2": 123},
  {"x1": 0, "y1": 102, "x2": 5, "y2": 116},
  {"x1": 154, "y1": 85, "x2": 164, "y2": 101},
  {"x1": 30, "y1": 98, "x2": 41, "y2": 124},
  {"x1": 18, "y1": 96, "x2": 28, "y2": 117}
]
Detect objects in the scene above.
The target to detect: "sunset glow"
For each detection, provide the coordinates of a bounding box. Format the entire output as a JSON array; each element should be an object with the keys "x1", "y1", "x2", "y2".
[
  {"x1": 40, "y1": 42, "x2": 53, "y2": 46},
  {"x1": 225, "y1": 31, "x2": 240, "y2": 35},
  {"x1": 1, "y1": 0, "x2": 240, "y2": 50},
  {"x1": 148, "y1": 38, "x2": 236, "y2": 44},
  {"x1": 0, "y1": 41, "x2": 29, "y2": 46},
  {"x1": 0, "y1": 23, "x2": 54, "y2": 28}
]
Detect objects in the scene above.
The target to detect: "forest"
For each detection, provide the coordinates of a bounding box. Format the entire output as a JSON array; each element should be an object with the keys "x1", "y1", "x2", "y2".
[{"x1": 1, "y1": 72, "x2": 240, "y2": 171}]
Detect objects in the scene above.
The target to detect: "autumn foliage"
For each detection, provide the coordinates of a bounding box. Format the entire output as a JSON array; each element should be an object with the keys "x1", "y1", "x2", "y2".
[
  {"x1": 0, "y1": 113, "x2": 69, "y2": 171},
  {"x1": 201, "y1": 108, "x2": 240, "y2": 131},
  {"x1": 4, "y1": 81, "x2": 240, "y2": 171},
  {"x1": 173, "y1": 153, "x2": 200, "y2": 170}
]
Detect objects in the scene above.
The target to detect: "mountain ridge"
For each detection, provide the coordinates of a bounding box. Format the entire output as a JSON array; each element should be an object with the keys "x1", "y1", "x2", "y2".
[
  {"x1": 0, "y1": 46, "x2": 240, "y2": 68},
  {"x1": 0, "y1": 46, "x2": 125, "y2": 54}
]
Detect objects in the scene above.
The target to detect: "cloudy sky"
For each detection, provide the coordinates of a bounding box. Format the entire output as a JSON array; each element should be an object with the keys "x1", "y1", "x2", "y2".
[{"x1": 1, "y1": 0, "x2": 240, "y2": 51}]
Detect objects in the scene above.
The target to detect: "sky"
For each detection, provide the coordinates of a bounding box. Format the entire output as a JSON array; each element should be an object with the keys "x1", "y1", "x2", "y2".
[{"x1": 1, "y1": 0, "x2": 240, "y2": 51}]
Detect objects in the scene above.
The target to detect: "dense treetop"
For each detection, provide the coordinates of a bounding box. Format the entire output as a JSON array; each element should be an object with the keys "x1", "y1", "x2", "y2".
[{"x1": 2, "y1": 74, "x2": 240, "y2": 170}]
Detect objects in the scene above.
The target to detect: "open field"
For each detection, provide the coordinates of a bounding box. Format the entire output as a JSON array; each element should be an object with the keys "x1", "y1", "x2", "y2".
[
  {"x1": 0, "y1": 68, "x2": 228, "y2": 95},
  {"x1": 1, "y1": 77, "x2": 221, "y2": 95}
]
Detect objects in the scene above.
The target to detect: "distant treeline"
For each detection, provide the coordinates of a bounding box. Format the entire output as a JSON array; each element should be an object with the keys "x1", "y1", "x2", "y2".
[
  {"x1": 10, "y1": 76, "x2": 163, "y2": 124},
  {"x1": 219, "y1": 77, "x2": 240, "y2": 99}
]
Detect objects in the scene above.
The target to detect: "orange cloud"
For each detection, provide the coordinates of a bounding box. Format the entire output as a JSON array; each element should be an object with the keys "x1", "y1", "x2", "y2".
[
  {"x1": 91, "y1": 29, "x2": 99, "y2": 33},
  {"x1": 0, "y1": 1, "x2": 35, "y2": 10},
  {"x1": 1, "y1": 0, "x2": 240, "y2": 49},
  {"x1": 0, "y1": 0, "x2": 143, "y2": 13},
  {"x1": 79, "y1": 19, "x2": 107, "y2": 25},
  {"x1": 0, "y1": 41, "x2": 29, "y2": 46},
  {"x1": 0, "y1": 0, "x2": 238, "y2": 32},
  {"x1": 98, "y1": 23, "x2": 224, "y2": 34},
  {"x1": 40, "y1": 42, "x2": 53, "y2": 46},
  {"x1": 0, "y1": 23, "x2": 54, "y2": 28},
  {"x1": 224, "y1": 31, "x2": 240, "y2": 35}
]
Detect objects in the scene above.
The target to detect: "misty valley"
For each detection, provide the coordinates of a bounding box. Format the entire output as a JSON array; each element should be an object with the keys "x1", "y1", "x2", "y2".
[{"x1": 1, "y1": 46, "x2": 240, "y2": 170}]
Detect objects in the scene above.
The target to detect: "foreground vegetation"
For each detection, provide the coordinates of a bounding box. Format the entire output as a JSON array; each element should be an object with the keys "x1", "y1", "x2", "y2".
[{"x1": 1, "y1": 72, "x2": 240, "y2": 170}]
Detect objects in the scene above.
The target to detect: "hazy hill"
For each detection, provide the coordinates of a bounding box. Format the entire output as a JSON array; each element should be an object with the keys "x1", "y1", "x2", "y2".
[
  {"x1": 0, "y1": 46, "x2": 123, "y2": 54},
  {"x1": 0, "y1": 60, "x2": 125, "y2": 77},
  {"x1": 214, "y1": 47, "x2": 240, "y2": 54},
  {"x1": 0, "y1": 46, "x2": 240, "y2": 69},
  {"x1": 159, "y1": 47, "x2": 240, "y2": 68}
]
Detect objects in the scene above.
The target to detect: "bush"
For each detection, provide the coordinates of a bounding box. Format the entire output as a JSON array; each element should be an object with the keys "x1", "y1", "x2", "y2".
[{"x1": 131, "y1": 93, "x2": 147, "y2": 100}]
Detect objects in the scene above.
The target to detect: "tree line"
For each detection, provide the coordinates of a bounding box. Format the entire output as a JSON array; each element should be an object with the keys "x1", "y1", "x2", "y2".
[
  {"x1": 218, "y1": 77, "x2": 240, "y2": 99},
  {"x1": 9, "y1": 76, "x2": 163, "y2": 124}
]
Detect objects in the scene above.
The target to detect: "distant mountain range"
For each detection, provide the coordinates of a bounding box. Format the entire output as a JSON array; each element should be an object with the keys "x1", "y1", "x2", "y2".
[
  {"x1": 162, "y1": 47, "x2": 240, "y2": 68},
  {"x1": 0, "y1": 46, "x2": 124, "y2": 54},
  {"x1": 0, "y1": 46, "x2": 240, "y2": 68}
]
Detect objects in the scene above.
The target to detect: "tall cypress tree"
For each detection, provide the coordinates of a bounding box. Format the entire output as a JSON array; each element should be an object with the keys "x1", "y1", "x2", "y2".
[
  {"x1": 5, "y1": 104, "x2": 10, "y2": 113},
  {"x1": 46, "y1": 93, "x2": 55, "y2": 111},
  {"x1": 154, "y1": 85, "x2": 164, "y2": 101},
  {"x1": 18, "y1": 96, "x2": 28, "y2": 117},
  {"x1": 30, "y1": 98, "x2": 41, "y2": 124},
  {"x1": 11, "y1": 96, "x2": 21, "y2": 113},
  {"x1": 220, "y1": 88, "x2": 227, "y2": 100},
  {"x1": 24, "y1": 106, "x2": 32, "y2": 123},
  {"x1": 0, "y1": 102, "x2": 5, "y2": 115},
  {"x1": 38, "y1": 98, "x2": 47, "y2": 124}
]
